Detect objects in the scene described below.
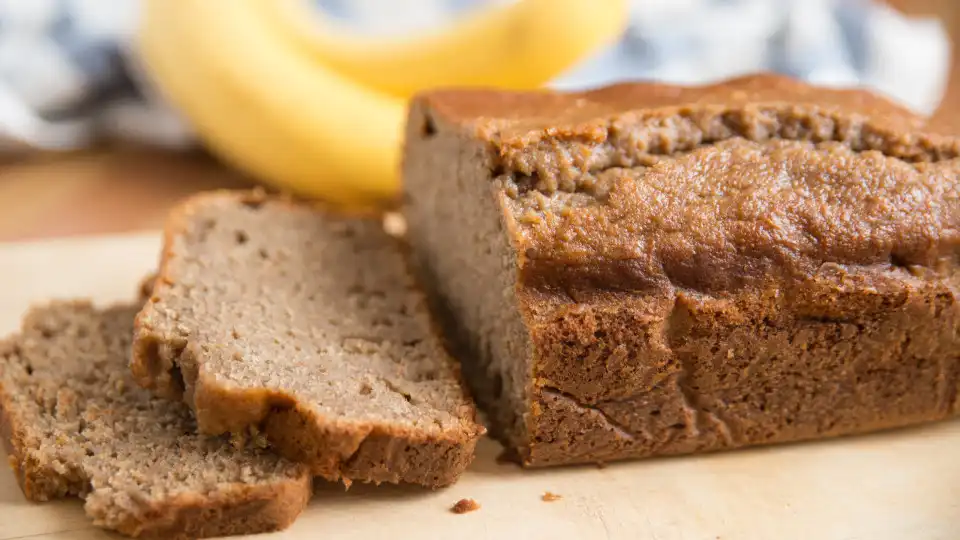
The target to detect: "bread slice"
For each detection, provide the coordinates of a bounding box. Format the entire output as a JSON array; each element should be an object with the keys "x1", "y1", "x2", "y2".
[
  {"x1": 0, "y1": 301, "x2": 311, "y2": 539},
  {"x1": 132, "y1": 191, "x2": 484, "y2": 488}
]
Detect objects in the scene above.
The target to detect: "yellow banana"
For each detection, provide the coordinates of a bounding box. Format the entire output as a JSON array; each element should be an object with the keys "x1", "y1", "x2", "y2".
[
  {"x1": 268, "y1": 0, "x2": 630, "y2": 98},
  {"x1": 140, "y1": 0, "x2": 405, "y2": 205},
  {"x1": 137, "y1": 0, "x2": 628, "y2": 205}
]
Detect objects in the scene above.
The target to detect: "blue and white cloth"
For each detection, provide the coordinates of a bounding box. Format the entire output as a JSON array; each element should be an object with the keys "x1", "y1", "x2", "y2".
[{"x1": 0, "y1": 0, "x2": 949, "y2": 153}]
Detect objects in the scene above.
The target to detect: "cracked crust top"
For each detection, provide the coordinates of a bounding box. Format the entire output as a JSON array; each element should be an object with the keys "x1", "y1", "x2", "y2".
[
  {"x1": 131, "y1": 191, "x2": 484, "y2": 488},
  {"x1": 420, "y1": 73, "x2": 930, "y2": 147},
  {"x1": 414, "y1": 73, "x2": 960, "y2": 298}
]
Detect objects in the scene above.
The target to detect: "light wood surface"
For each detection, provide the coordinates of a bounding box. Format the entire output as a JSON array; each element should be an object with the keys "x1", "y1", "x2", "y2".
[
  {"x1": 1, "y1": 233, "x2": 960, "y2": 540},
  {"x1": 0, "y1": 147, "x2": 253, "y2": 243}
]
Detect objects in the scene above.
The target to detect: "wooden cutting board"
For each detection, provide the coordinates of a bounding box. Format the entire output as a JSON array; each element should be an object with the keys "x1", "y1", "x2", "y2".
[{"x1": 1, "y1": 233, "x2": 959, "y2": 540}]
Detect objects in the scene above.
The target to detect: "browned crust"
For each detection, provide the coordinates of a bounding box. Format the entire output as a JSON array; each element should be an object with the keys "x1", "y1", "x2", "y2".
[
  {"x1": 0, "y1": 338, "x2": 82, "y2": 502},
  {"x1": 417, "y1": 73, "x2": 930, "y2": 140},
  {"x1": 451, "y1": 498, "x2": 480, "y2": 514},
  {"x1": 108, "y1": 476, "x2": 311, "y2": 540},
  {"x1": 3, "y1": 398, "x2": 310, "y2": 539},
  {"x1": 0, "y1": 303, "x2": 313, "y2": 538},
  {"x1": 132, "y1": 190, "x2": 484, "y2": 488},
  {"x1": 402, "y1": 74, "x2": 960, "y2": 468},
  {"x1": 415, "y1": 73, "x2": 959, "y2": 192},
  {"x1": 411, "y1": 74, "x2": 960, "y2": 296},
  {"x1": 1, "y1": 377, "x2": 31, "y2": 497},
  {"x1": 263, "y1": 404, "x2": 479, "y2": 487}
]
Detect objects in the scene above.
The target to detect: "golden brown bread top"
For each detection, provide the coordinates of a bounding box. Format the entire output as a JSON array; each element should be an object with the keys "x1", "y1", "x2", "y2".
[
  {"x1": 412, "y1": 74, "x2": 960, "y2": 295},
  {"x1": 504, "y1": 139, "x2": 960, "y2": 294},
  {"x1": 419, "y1": 73, "x2": 927, "y2": 143}
]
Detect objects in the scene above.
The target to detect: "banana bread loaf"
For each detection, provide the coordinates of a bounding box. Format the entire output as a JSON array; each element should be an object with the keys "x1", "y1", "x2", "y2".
[
  {"x1": 0, "y1": 301, "x2": 311, "y2": 539},
  {"x1": 402, "y1": 73, "x2": 960, "y2": 467},
  {"x1": 132, "y1": 191, "x2": 483, "y2": 488}
]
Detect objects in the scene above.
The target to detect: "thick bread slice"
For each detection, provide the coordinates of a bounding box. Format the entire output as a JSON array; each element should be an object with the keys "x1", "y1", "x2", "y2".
[
  {"x1": 0, "y1": 301, "x2": 311, "y2": 539},
  {"x1": 132, "y1": 191, "x2": 484, "y2": 488}
]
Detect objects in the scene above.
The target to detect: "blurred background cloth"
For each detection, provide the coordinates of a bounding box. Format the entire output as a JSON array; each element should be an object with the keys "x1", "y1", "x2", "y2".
[{"x1": 0, "y1": 0, "x2": 950, "y2": 153}]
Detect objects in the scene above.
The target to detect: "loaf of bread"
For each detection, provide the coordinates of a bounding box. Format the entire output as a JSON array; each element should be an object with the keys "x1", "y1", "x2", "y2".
[
  {"x1": 0, "y1": 301, "x2": 311, "y2": 539},
  {"x1": 132, "y1": 191, "x2": 484, "y2": 488},
  {"x1": 402, "y1": 73, "x2": 960, "y2": 466}
]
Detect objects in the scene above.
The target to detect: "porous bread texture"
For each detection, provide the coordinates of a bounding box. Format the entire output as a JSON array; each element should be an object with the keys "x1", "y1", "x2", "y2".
[
  {"x1": 0, "y1": 301, "x2": 311, "y2": 539},
  {"x1": 402, "y1": 73, "x2": 960, "y2": 466},
  {"x1": 132, "y1": 191, "x2": 483, "y2": 488}
]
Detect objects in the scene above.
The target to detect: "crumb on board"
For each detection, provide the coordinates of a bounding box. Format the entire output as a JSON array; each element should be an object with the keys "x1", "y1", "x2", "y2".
[
  {"x1": 541, "y1": 492, "x2": 562, "y2": 502},
  {"x1": 451, "y1": 498, "x2": 481, "y2": 514},
  {"x1": 596, "y1": 461, "x2": 608, "y2": 469}
]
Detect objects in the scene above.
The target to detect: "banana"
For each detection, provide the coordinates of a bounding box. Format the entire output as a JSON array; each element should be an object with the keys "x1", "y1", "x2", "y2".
[
  {"x1": 137, "y1": 0, "x2": 628, "y2": 205},
  {"x1": 268, "y1": 0, "x2": 630, "y2": 98},
  {"x1": 140, "y1": 0, "x2": 404, "y2": 205}
]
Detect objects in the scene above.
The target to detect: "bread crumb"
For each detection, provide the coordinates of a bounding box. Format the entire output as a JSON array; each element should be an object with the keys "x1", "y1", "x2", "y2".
[
  {"x1": 451, "y1": 498, "x2": 480, "y2": 514},
  {"x1": 541, "y1": 492, "x2": 562, "y2": 502},
  {"x1": 596, "y1": 461, "x2": 608, "y2": 469}
]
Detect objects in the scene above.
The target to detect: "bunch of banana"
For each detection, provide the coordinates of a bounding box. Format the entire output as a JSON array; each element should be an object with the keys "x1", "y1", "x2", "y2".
[{"x1": 138, "y1": 0, "x2": 628, "y2": 206}]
